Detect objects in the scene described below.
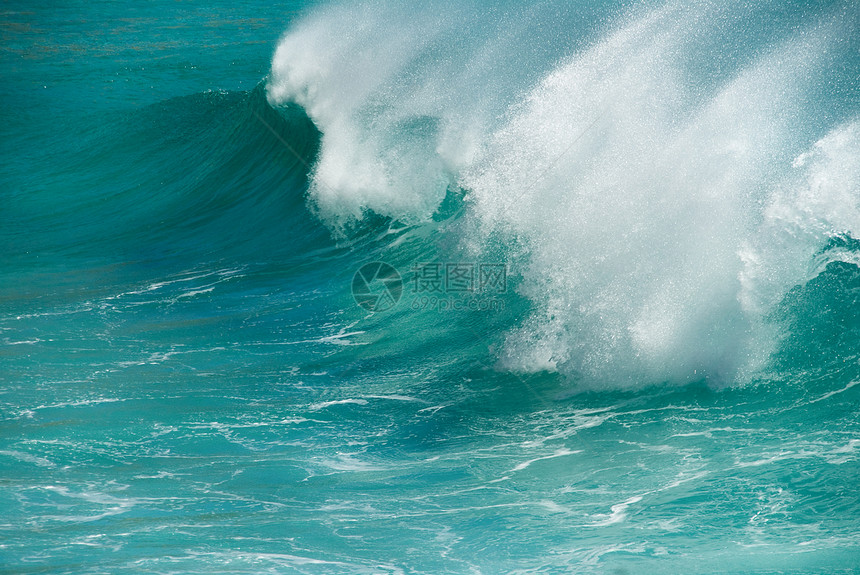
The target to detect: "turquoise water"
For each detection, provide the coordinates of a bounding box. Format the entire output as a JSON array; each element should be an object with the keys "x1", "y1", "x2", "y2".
[{"x1": 2, "y1": 1, "x2": 860, "y2": 573}]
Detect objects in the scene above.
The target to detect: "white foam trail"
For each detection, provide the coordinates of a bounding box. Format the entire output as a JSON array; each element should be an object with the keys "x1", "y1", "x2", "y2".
[{"x1": 268, "y1": 1, "x2": 858, "y2": 387}]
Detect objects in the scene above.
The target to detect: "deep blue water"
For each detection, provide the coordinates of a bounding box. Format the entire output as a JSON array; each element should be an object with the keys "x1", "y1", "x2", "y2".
[{"x1": 2, "y1": 1, "x2": 860, "y2": 573}]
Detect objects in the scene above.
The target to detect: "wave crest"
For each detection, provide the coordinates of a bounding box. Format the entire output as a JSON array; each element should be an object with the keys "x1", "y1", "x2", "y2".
[{"x1": 267, "y1": 0, "x2": 860, "y2": 388}]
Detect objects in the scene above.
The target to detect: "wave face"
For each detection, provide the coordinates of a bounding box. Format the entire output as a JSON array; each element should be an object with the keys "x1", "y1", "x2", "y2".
[{"x1": 2, "y1": 0, "x2": 860, "y2": 573}]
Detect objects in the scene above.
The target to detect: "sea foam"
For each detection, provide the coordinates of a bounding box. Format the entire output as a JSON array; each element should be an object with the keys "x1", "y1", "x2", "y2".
[{"x1": 267, "y1": 0, "x2": 859, "y2": 387}]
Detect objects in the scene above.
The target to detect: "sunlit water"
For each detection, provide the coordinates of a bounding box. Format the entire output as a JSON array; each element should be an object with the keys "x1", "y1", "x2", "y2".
[{"x1": 2, "y1": 1, "x2": 859, "y2": 573}]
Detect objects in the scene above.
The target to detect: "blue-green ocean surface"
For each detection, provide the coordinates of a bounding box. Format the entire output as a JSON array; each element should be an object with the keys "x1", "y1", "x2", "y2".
[{"x1": 2, "y1": 1, "x2": 860, "y2": 573}]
